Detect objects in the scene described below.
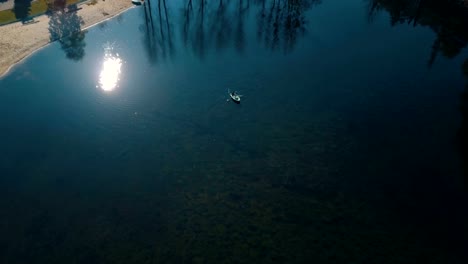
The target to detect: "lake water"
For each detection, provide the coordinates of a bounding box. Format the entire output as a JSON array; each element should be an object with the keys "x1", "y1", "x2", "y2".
[{"x1": 0, "y1": 0, "x2": 467, "y2": 263}]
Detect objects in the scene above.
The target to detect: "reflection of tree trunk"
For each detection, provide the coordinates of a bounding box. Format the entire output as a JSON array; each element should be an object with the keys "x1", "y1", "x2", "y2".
[
  {"x1": 143, "y1": 1, "x2": 153, "y2": 42},
  {"x1": 163, "y1": 0, "x2": 171, "y2": 41},
  {"x1": 235, "y1": 0, "x2": 246, "y2": 53},
  {"x1": 284, "y1": 0, "x2": 305, "y2": 53},
  {"x1": 257, "y1": 0, "x2": 266, "y2": 41},
  {"x1": 272, "y1": 0, "x2": 280, "y2": 51},
  {"x1": 194, "y1": 0, "x2": 205, "y2": 58},
  {"x1": 147, "y1": 0, "x2": 155, "y2": 34},
  {"x1": 264, "y1": 0, "x2": 276, "y2": 48},
  {"x1": 144, "y1": 1, "x2": 150, "y2": 29},
  {"x1": 156, "y1": 0, "x2": 168, "y2": 58},
  {"x1": 182, "y1": 0, "x2": 193, "y2": 47},
  {"x1": 212, "y1": 0, "x2": 230, "y2": 50},
  {"x1": 142, "y1": 0, "x2": 158, "y2": 64},
  {"x1": 201, "y1": 0, "x2": 204, "y2": 21},
  {"x1": 158, "y1": 0, "x2": 165, "y2": 40},
  {"x1": 162, "y1": 0, "x2": 174, "y2": 57}
]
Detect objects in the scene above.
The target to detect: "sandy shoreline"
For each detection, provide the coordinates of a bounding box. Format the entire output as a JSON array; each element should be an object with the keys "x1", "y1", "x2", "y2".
[{"x1": 0, "y1": 0, "x2": 134, "y2": 79}]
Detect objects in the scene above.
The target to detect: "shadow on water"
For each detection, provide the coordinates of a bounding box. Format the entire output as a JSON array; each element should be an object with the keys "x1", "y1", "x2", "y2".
[{"x1": 47, "y1": 3, "x2": 87, "y2": 61}]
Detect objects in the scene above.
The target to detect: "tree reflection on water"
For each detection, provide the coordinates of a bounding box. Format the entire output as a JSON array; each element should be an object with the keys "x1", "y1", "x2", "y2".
[
  {"x1": 140, "y1": 0, "x2": 319, "y2": 62},
  {"x1": 368, "y1": 0, "x2": 468, "y2": 189},
  {"x1": 140, "y1": 0, "x2": 173, "y2": 64},
  {"x1": 47, "y1": 3, "x2": 87, "y2": 61},
  {"x1": 367, "y1": 0, "x2": 468, "y2": 67},
  {"x1": 256, "y1": 0, "x2": 320, "y2": 53}
]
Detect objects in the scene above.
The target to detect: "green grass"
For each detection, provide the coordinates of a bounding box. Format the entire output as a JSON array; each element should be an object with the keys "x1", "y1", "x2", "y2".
[
  {"x1": 0, "y1": 0, "x2": 85, "y2": 25},
  {"x1": 0, "y1": 9, "x2": 16, "y2": 25}
]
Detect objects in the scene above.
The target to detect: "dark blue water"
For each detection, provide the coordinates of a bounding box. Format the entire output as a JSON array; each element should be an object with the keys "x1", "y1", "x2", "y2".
[{"x1": 1, "y1": 0, "x2": 467, "y2": 263}]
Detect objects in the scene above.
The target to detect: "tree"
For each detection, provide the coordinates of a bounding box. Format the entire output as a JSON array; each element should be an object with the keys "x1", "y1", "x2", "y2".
[{"x1": 13, "y1": 0, "x2": 32, "y2": 21}]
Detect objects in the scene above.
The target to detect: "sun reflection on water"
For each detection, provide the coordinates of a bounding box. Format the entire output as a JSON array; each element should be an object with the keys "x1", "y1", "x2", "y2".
[{"x1": 98, "y1": 45, "x2": 122, "y2": 92}]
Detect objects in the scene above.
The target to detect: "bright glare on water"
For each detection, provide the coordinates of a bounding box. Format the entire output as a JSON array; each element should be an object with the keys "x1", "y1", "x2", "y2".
[{"x1": 98, "y1": 46, "x2": 122, "y2": 92}]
